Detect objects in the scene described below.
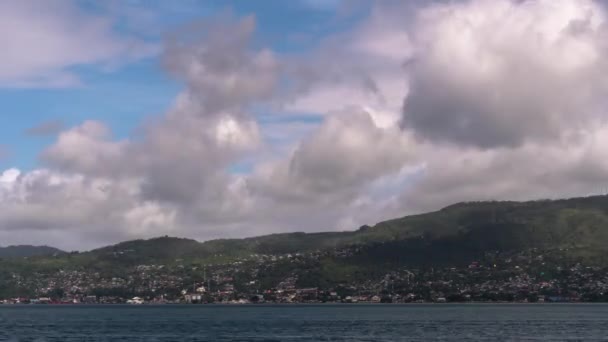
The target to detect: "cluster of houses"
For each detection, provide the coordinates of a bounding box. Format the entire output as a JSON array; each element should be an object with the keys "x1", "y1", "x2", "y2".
[{"x1": 2, "y1": 246, "x2": 608, "y2": 304}]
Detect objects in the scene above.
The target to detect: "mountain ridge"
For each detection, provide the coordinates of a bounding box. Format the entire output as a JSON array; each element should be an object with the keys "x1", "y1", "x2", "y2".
[
  {"x1": 0, "y1": 245, "x2": 65, "y2": 258},
  {"x1": 72, "y1": 194, "x2": 608, "y2": 263},
  {"x1": 6, "y1": 194, "x2": 608, "y2": 261}
]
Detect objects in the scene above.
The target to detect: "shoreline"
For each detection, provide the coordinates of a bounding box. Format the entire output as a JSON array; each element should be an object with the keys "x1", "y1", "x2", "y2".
[{"x1": 1, "y1": 301, "x2": 606, "y2": 306}]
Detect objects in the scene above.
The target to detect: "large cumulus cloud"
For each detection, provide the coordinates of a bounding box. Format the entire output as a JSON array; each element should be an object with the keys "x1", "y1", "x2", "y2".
[
  {"x1": 250, "y1": 109, "x2": 413, "y2": 203},
  {"x1": 1, "y1": 16, "x2": 270, "y2": 249},
  {"x1": 403, "y1": 0, "x2": 608, "y2": 148},
  {"x1": 401, "y1": 127, "x2": 608, "y2": 213},
  {"x1": 397, "y1": 0, "x2": 608, "y2": 214}
]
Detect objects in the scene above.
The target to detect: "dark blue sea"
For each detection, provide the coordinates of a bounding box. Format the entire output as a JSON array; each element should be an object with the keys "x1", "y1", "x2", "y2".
[{"x1": 1, "y1": 304, "x2": 607, "y2": 341}]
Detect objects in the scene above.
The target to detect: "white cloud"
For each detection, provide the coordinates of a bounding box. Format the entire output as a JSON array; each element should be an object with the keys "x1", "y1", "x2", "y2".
[
  {"x1": 163, "y1": 15, "x2": 279, "y2": 112},
  {"x1": 0, "y1": 168, "x2": 179, "y2": 249},
  {"x1": 250, "y1": 108, "x2": 412, "y2": 203},
  {"x1": 0, "y1": 0, "x2": 156, "y2": 87},
  {"x1": 42, "y1": 121, "x2": 128, "y2": 176},
  {"x1": 0, "y1": 16, "x2": 269, "y2": 248},
  {"x1": 0, "y1": 168, "x2": 20, "y2": 189},
  {"x1": 399, "y1": 124, "x2": 608, "y2": 213},
  {"x1": 403, "y1": 0, "x2": 608, "y2": 148},
  {"x1": 283, "y1": 2, "x2": 411, "y2": 128}
]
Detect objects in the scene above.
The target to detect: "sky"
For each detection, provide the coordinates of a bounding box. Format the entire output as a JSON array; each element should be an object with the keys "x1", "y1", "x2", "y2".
[{"x1": 1, "y1": 0, "x2": 608, "y2": 250}]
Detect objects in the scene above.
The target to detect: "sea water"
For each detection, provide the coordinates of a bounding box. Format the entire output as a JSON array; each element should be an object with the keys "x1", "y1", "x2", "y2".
[{"x1": 1, "y1": 304, "x2": 606, "y2": 341}]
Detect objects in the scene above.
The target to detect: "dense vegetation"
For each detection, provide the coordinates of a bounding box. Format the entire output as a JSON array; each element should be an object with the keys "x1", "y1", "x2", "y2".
[
  {"x1": 82, "y1": 195, "x2": 608, "y2": 263},
  {"x1": 2, "y1": 195, "x2": 608, "y2": 299}
]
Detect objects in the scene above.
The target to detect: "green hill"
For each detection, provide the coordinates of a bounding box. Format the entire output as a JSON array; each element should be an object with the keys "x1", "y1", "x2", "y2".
[
  {"x1": 74, "y1": 195, "x2": 608, "y2": 266},
  {"x1": 7, "y1": 195, "x2": 608, "y2": 268}
]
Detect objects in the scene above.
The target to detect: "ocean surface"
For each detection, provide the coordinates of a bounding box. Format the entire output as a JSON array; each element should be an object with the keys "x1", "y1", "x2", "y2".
[{"x1": 1, "y1": 304, "x2": 607, "y2": 341}]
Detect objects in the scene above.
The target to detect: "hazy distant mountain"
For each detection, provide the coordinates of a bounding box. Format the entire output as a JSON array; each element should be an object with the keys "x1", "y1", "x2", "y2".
[{"x1": 0, "y1": 245, "x2": 65, "y2": 258}]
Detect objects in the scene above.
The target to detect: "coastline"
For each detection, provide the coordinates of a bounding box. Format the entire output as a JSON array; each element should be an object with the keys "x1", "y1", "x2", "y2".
[{"x1": 2, "y1": 301, "x2": 606, "y2": 307}]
